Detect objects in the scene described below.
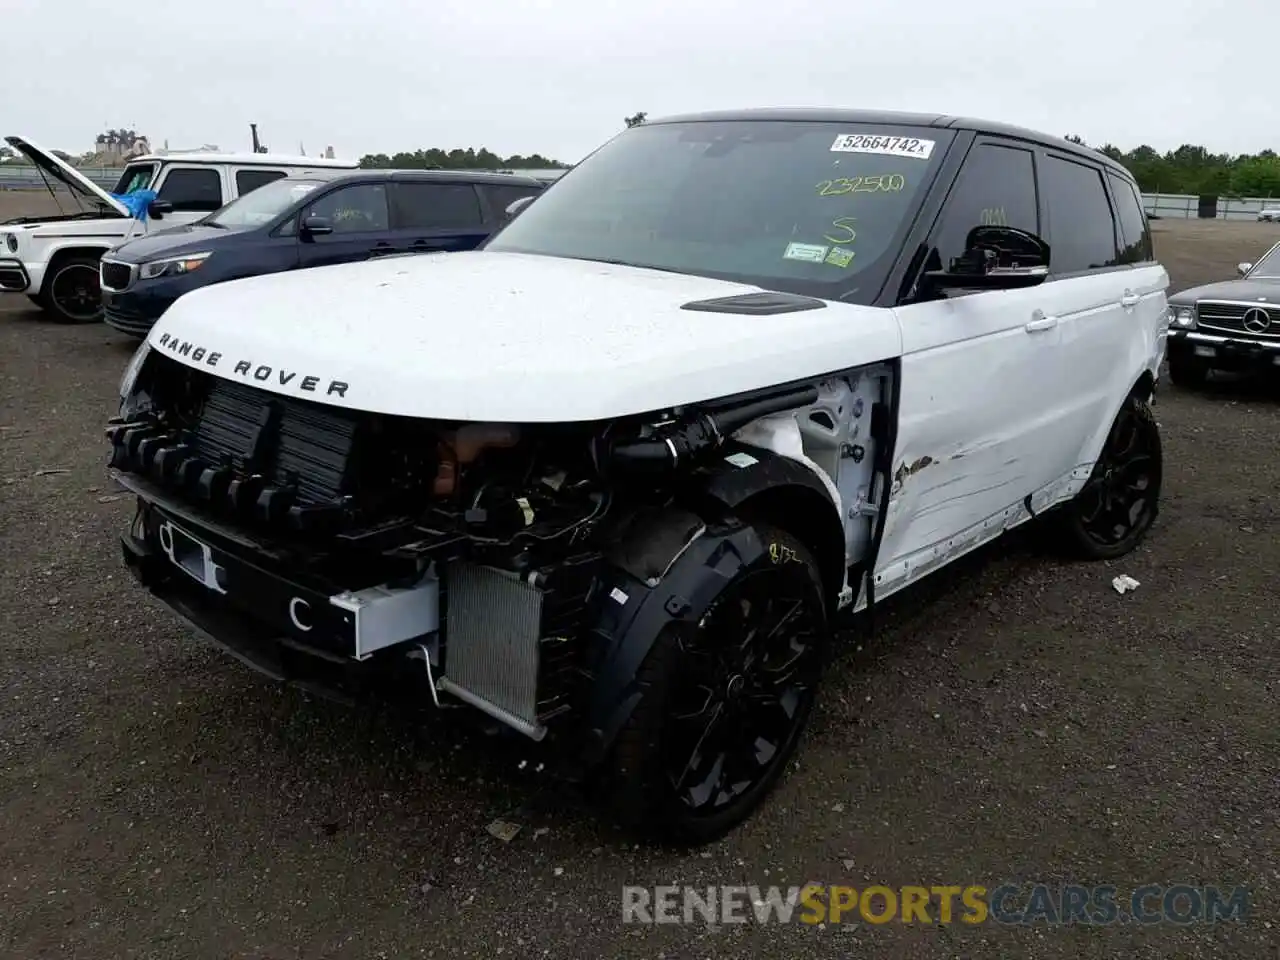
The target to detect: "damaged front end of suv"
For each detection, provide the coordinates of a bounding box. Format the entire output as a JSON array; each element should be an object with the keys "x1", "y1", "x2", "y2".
[
  {"x1": 109, "y1": 324, "x2": 892, "y2": 843},
  {"x1": 105, "y1": 110, "x2": 976, "y2": 843}
]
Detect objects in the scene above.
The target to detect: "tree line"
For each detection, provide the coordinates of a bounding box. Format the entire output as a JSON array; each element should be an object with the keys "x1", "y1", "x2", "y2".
[
  {"x1": 358, "y1": 147, "x2": 569, "y2": 171},
  {"x1": 1061, "y1": 135, "x2": 1280, "y2": 198}
]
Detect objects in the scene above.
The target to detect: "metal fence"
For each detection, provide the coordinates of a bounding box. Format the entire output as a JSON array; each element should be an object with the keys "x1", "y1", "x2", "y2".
[
  {"x1": 1141, "y1": 193, "x2": 1279, "y2": 221},
  {"x1": 0, "y1": 163, "x2": 567, "y2": 191},
  {"x1": 0, "y1": 164, "x2": 120, "y2": 190}
]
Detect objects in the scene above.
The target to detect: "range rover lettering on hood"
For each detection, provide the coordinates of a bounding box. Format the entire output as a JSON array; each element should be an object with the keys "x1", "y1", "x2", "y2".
[{"x1": 155, "y1": 332, "x2": 350, "y2": 398}]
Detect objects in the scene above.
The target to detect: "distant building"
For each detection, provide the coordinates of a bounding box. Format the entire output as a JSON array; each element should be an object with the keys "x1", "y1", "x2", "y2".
[{"x1": 94, "y1": 134, "x2": 151, "y2": 160}]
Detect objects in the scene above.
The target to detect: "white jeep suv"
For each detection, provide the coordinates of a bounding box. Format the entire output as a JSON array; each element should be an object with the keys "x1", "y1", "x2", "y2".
[{"x1": 0, "y1": 136, "x2": 357, "y2": 323}]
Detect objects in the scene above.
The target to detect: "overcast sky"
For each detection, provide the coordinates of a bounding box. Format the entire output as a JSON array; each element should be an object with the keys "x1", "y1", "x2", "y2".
[{"x1": 5, "y1": 0, "x2": 1270, "y2": 163}]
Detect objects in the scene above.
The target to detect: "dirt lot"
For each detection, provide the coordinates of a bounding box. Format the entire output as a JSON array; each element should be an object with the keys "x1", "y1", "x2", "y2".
[{"x1": 2, "y1": 194, "x2": 1280, "y2": 958}]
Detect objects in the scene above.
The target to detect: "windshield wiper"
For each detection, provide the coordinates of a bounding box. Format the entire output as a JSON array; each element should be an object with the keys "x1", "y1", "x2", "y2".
[{"x1": 573, "y1": 256, "x2": 688, "y2": 276}]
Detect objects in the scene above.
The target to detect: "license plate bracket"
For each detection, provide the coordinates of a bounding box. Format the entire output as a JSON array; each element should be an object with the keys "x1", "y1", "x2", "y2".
[{"x1": 157, "y1": 519, "x2": 227, "y2": 594}]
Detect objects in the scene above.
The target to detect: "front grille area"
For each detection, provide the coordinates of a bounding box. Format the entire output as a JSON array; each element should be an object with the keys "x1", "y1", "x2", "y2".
[
  {"x1": 110, "y1": 365, "x2": 438, "y2": 534},
  {"x1": 100, "y1": 260, "x2": 133, "y2": 291},
  {"x1": 1195, "y1": 301, "x2": 1280, "y2": 339},
  {"x1": 190, "y1": 380, "x2": 360, "y2": 506}
]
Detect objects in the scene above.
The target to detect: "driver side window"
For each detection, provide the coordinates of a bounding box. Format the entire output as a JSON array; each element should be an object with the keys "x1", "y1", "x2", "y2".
[
  {"x1": 931, "y1": 142, "x2": 1040, "y2": 276},
  {"x1": 304, "y1": 183, "x2": 390, "y2": 233}
]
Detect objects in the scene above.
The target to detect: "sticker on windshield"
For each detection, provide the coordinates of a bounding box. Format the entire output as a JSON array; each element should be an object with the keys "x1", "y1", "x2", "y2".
[
  {"x1": 783, "y1": 242, "x2": 829, "y2": 263},
  {"x1": 824, "y1": 246, "x2": 855, "y2": 268},
  {"x1": 830, "y1": 134, "x2": 935, "y2": 160}
]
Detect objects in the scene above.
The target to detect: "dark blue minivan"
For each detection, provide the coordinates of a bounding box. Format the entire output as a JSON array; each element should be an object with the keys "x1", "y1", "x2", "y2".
[{"x1": 100, "y1": 169, "x2": 546, "y2": 337}]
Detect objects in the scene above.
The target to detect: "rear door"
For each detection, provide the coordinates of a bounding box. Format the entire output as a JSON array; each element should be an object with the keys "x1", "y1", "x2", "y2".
[
  {"x1": 294, "y1": 182, "x2": 394, "y2": 267},
  {"x1": 152, "y1": 164, "x2": 227, "y2": 226},
  {"x1": 233, "y1": 168, "x2": 288, "y2": 200},
  {"x1": 388, "y1": 181, "x2": 489, "y2": 254},
  {"x1": 874, "y1": 137, "x2": 1068, "y2": 597},
  {"x1": 1036, "y1": 152, "x2": 1148, "y2": 478}
]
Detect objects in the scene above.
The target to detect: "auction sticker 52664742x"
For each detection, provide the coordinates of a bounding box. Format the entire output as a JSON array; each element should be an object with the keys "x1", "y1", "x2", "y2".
[{"x1": 830, "y1": 134, "x2": 935, "y2": 160}]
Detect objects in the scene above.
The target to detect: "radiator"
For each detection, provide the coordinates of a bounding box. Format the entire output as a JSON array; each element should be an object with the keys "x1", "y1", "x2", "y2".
[{"x1": 437, "y1": 562, "x2": 547, "y2": 740}]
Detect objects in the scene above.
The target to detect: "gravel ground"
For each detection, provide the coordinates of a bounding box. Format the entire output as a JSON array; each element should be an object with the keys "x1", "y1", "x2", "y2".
[{"x1": 2, "y1": 201, "x2": 1279, "y2": 958}]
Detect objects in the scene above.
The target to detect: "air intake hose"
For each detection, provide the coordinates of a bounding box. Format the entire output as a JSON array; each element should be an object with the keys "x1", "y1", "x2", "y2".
[{"x1": 608, "y1": 385, "x2": 819, "y2": 472}]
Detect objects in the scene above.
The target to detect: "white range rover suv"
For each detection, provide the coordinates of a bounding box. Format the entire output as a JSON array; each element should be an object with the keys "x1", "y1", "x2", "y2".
[
  {"x1": 0, "y1": 136, "x2": 357, "y2": 323},
  {"x1": 109, "y1": 109, "x2": 1170, "y2": 843}
]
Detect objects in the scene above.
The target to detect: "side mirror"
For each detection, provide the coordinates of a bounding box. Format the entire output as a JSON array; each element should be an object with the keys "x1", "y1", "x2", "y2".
[
  {"x1": 301, "y1": 215, "x2": 334, "y2": 238},
  {"x1": 920, "y1": 225, "x2": 1051, "y2": 296},
  {"x1": 1237, "y1": 262, "x2": 1253, "y2": 277},
  {"x1": 148, "y1": 200, "x2": 173, "y2": 220},
  {"x1": 504, "y1": 196, "x2": 536, "y2": 220}
]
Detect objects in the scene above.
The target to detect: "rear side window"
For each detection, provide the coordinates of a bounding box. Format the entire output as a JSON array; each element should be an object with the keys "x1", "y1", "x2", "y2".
[
  {"x1": 236, "y1": 169, "x2": 287, "y2": 196},
  {"x1": 1041, "y1": 156, "x2": 1121, "y2": 274},
  {"x1": 391, "y1": 182, "x2": 484, "y2": 229},
  {"x1": 156, "y1": 168, "x2": 224, "y2": 212},
  {"x1": 931, "y1": 142, "x2": 1039, "y2": 273},
  {"x1": 1107, "y1": 172, "x2": 1154, "y2": 264},
  {"x1": 481, "y1": 183, "x2": 542, "y2": 219}
]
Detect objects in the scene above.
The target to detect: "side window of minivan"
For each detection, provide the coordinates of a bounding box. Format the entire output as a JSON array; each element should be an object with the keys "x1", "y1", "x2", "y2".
[
  {"x1": 930, "y1": 141, "x2": 1039, "y2": 277},
  {"x1": 1041, "y1": 156, "x2": 1122, "y2": 274},
  {"x1": 481, "y1": 183, "x2": 542, "y2": 220},
  {"x1": 156, "y1": 167, "x2": 225, "y2": 213},
  {"x1": 1106, "y1": 172, "x2": 1154, "y2": 264}
]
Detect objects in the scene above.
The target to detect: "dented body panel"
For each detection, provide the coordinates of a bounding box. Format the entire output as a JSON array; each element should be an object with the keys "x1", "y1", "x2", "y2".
[{"x1": 869, "y1": 262, "x2": 1169, "y2": 601}]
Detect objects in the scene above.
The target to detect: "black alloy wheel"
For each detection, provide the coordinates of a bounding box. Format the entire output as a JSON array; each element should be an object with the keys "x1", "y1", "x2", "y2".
[
  {"x1": 44, "y1": 257, "x2": 104, "y2": 323},
  {"x1": 604, "y1": 525, "x2": 828, "y2": 844},
  {"x1": 1051, "y1": 391, "x2": 1162, "y2": 560}
]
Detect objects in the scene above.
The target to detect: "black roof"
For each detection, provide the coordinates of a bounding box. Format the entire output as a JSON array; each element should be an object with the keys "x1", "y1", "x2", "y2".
[
  {"x1": 283, "y1": 168, "x2": 547, "y2": 188},
  {"x1": 647, "y1": 108, "x2": 1132, "y2": 178}
]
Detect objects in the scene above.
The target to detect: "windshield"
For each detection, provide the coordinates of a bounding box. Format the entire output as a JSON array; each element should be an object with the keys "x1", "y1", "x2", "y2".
[
  {"x1": 112, "y1": 164, "x2": 155, "y2": 195},
  {"x1": 1249, "y1": 244, "x2": 1280, "y2": 277},
  {"x1": 486, "y1": 120, "x2": 954, "y2": 300},
  {"x1": 204, "y1": 177, "x2": 326, "y2": 229}
]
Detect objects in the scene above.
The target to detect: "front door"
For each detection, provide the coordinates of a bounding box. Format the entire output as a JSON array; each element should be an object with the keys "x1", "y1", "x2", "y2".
[
  {"x1": 151, "y1": 164, "x2": 227, "y2": 228},
  {"x1": 295, "y1": 182, "x2": 395, "y2": 268},
  {"x1": 871, "y1": 138, "x2": 1074, "y2": 599}
]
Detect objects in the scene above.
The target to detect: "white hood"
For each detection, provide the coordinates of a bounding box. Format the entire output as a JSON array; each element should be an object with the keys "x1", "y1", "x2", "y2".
[
  {"x1": 147, "y1": 251, "x2": 903, "y2": 422},
  {"x1": 5, "y1": 135, "x2": 130, "y2": 217}
]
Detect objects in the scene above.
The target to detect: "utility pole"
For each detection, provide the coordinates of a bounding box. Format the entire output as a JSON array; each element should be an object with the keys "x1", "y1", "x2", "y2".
[{"x1": 250, "y1": 123, "x2": 262, "y2": 153}]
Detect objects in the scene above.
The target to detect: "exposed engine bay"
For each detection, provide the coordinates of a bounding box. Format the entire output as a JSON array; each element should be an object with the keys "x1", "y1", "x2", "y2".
[{"x1": 110, "y1": 348, "x2": 895, "y2": 745}]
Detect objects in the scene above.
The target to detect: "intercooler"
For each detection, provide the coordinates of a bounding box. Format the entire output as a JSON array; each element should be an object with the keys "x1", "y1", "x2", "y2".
[{"x1": 437, "y1": 562, "x2": 549, "y2": 740}]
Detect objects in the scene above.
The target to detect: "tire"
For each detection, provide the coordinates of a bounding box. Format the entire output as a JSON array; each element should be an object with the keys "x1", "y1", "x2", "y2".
[
  {"x1": 1167, "y1": 355, "x2": 1209, "y2": 389},
  {"x1": 601, "y1": 523, "x2": 829, "y2": 845},
  {"x1": 1046, "y1": 391, "x2": 1162, "y2": 561},
  {"x1": 39, "y1": 254, "x2": 104, "y2": 324}
]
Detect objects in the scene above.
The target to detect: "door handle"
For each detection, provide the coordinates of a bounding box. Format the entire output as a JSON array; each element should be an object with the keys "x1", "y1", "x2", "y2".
[
  {"x1": 1024, "y1": 313, "x2": 1058, "y2": 332},
  {"x1": 1120, "y1": 291, "x2": 1141, "y2": 308}
]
